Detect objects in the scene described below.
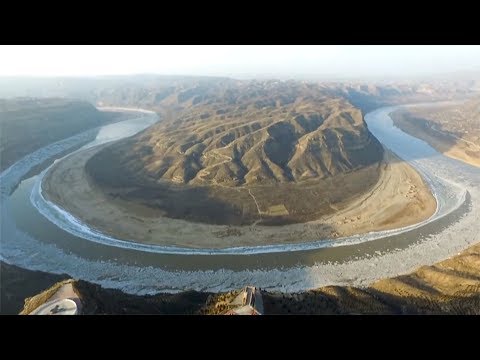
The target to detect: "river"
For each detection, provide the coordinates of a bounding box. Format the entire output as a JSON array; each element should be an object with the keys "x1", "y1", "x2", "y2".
[{"x1": 1, "y1": 105, "x2": 479, "y2": 294}]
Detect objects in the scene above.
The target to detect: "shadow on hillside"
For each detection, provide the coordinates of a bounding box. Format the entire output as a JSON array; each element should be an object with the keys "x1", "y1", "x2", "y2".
[
  {"x1": 86, "y1": 140, "x2": 376, "y2": 228},
  {"x1": 0, "y1": 262, "x2": 211, "y2": 315},
  {"x1": 0, "y1": 262, "x2": 68, "y2": 315},
  {"x1": 73, "y1": 280, "x2": 211, "y2": 315},
  {"x1": 118, "y1": 183, "x2": 258, "y2": 226},
  {"x1": 4, "y1": 258, "x2": 479, "y2": 315},
  {"x1": 262, "y1": 284, "x2": 480, "y2": 315}
]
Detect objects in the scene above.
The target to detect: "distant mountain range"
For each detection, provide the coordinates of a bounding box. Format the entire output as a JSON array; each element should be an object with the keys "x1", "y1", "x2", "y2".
[
  {"x1": 0, "y1": 74, "x2": 477, "y2": 112},
  {"x1": 2, "y1": 75, "x2": 477, "y2": 224}
]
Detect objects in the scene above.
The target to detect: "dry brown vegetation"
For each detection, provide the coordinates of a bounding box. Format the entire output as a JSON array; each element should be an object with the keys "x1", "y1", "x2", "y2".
[
  {"x1": 392, "y1": 97, "x2": 480, "y2": 167},
  {"x1": 199, "y1": 290, "x2": 241, "y2": 315},
  {"x1": 0, "y1": 98, "x2": 116, "y2": 171},
  {"x1": 262, "y1": 242, "x2": 480, "y2": 315},
  {"x1": 42, "y1": 145, "x2": 434, "y2": 248},
  {"x1": 19, "y1": 280, "x2": 75, "y2": 315},
  {"x1": 86, "y1": 81, "x2": 384, "y2": 225}
]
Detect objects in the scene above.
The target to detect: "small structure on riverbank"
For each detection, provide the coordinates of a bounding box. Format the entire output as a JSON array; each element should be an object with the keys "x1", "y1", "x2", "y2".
[
  {"x1": 225, "y1": 286, "x2": 263, "y2": 315},
  {"x1": 24, "y1": 280, "x2": 82, "y2": 315},
  {"x1": 30, "y1": 298, "x2": 78, "y2": 315}
]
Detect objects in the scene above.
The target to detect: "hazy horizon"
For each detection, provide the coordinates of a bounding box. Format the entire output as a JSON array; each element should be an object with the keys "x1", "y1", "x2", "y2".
[{"x1": 1, "y1": 45, "x2": 480, "y2": 80}]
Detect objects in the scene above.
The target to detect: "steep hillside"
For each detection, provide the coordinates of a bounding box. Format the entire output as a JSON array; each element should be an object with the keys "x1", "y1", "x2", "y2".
[
  {"x1": 0, "y1": 262, "x2": 67, "y2": 315},
  {"x1": 0, "y1": 98, "x2": 114, "y2": 171},
  {"x1": 89, "y1": 82, "x2": 383, "y2": 186},
  {"x1": 261, "y1": 241, "x2": 480, "y2": 315},
  {"x1": 85, "y1": 81, "x2": 384, "y2": 225},
  {"x1": 392, "y1": 97, "x2": 480, "y2": 167}
]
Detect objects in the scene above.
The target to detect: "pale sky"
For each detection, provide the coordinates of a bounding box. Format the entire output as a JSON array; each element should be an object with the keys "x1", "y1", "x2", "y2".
[{"x1": 1, "y1": 45, "x2": 479, "y2": 79}]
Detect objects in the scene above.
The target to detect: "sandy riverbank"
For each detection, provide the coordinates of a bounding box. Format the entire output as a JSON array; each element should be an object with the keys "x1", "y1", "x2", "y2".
[
  {"x1": 391, "y1": 109, "x2": 480, "y2": 168},
  {"x1": 41, "y1": 143, "x2": 436, "y2": 249}
]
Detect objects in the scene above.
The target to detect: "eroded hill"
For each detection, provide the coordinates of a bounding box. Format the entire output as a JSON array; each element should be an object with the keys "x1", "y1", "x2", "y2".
[
  {"x1": 86, "y1": 81, "x2": 384, "y2": 225},
  {"x1": 91, "y1": 83, "x2": 383, "y2": 186}
]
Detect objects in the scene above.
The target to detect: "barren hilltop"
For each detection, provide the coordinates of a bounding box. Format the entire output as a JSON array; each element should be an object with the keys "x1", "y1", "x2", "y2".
[
  {"x1": 85, "y1": 80, "x2": 385, "y2": 225},
  {"x1": 89, "y1": 81, "x2": 384, "y2": 186}
]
